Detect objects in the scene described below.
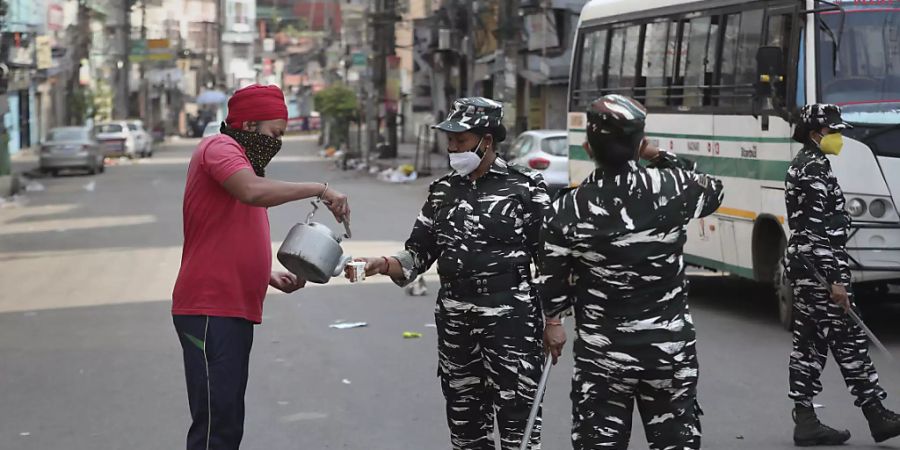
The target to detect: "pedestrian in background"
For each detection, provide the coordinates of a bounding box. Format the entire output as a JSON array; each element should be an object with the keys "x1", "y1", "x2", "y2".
[
  {"x1": 785, "y1": 103, "x2": 900, "y2": 446},
  {"x1": 172, "y1": 84, "x2": 350, "y2": 450},
  {"x1": 347, "y1": 97, "x2": 551, "y2": 449},
  {"x1": 541, "y1": 94, "x2": 724, "y2": 450}
]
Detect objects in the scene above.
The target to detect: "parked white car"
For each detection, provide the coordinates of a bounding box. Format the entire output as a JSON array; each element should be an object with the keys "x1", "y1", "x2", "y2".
[
  {"x1": 95, "y1": 121, "x2": 152, "y2": 158},
  {"x1": 202, "y1": 122, "x2": 220, "y2": 138},
  {"x1": 507, "y1": 130, "x2": 570, "y2": 191},
  {"x1": 127, "y1": 120, "x2": 154, "y2": 157}
]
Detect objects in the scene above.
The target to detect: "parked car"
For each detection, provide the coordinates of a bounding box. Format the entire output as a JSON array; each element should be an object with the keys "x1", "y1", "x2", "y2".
[
  {"x1": 39, "y1": 126, "x2": 105, "y2": 176},
  {"x1": 95, "y1": 121, "x2": 151, "y2": 158},
  {"x1": 127, "y1": 120, "x2": 154, "y2": 157},
  {"x1": 507, "y1": 130, "x2": 570, "y2": 191},
  {"x1": 202, "y1": 122, "x2": 220, "y2": 138}
]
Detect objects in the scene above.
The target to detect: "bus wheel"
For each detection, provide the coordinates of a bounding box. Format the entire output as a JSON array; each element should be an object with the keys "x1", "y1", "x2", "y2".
[{"x1": 775, "y1": 249, "x2": 794, "y2": 331}]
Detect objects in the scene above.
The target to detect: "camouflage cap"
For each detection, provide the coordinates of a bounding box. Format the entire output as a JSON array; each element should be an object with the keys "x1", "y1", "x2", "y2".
[
  {"x1": 432, "y1": 97, "x2": 504, "y2": 133},
  {"x1": 587, "y1": 94, "x2": 647, "y2": 136},
  {"x1": 799, "y1": 103, "x2": 852, "y2": 131}
]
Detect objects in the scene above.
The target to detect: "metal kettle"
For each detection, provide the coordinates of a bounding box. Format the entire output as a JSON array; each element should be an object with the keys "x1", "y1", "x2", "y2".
[{"x1": 277, "y1": 201, "x2": 352, "y2": 284}]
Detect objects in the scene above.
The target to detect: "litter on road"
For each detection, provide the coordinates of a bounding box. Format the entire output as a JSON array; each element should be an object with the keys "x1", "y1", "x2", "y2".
[
  {"x1": 403, "y1": 331, "x2": 423, "y2": 339},
  {"x1": 329, "y1": 322, "x2": 368, "y2": 329},
  {"x1": 25, "y1": 181, "x2": 45, "y2": 192},
  {"x1": 342, "y1": 379, "x2": 352, "y2": 385}
]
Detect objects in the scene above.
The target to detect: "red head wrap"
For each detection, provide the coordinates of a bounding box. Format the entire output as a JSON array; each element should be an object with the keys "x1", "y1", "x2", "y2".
[{"x1": 225, "y1": 84, "x2": 288, "y2": 130}]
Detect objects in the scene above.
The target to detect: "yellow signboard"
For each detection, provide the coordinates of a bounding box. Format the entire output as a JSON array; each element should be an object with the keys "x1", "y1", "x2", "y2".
[{"x1": 36, "y1": 36, "x2": 53, "y2": 70}]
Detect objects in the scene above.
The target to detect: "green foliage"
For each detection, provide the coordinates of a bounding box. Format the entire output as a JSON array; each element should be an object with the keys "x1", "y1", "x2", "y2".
[
  {"x1": 313, "y1": 84, "x2": 358, "y2": 120},
  {"x1": 68, "y1": 87, "x2": 95, "y2": 125},
  {"x1": 314, "y1": 84, "x2": 359, "y2": 148}
]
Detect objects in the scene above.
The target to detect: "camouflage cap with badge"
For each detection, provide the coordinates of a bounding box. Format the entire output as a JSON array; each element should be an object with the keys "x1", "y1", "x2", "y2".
[{"x1": 432, "y1": 97, "x2": 507, "y2": 142}]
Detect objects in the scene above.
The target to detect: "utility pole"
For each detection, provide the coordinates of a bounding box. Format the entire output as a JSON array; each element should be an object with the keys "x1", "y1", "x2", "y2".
[
  {"x1": 216, "y1": 0, "x2": 226, "y2": 89},
  {"x1": 370, "y1": 0, "x2": 398, "y2": 159},
  {"x1": 498, "y1": 0, "x2": 521, "y2": 139},
  {"x1": 67, "y1": 0, "x2": 91, "y2": 125},
  {"x1": 384, "y1": 0, "x2": 398, "y2": 158},
  {"x1": 139, "y1": 0, "x2": 148, "y2": 125},
  {"x1": 114, "y1": 0, "x2": 132, "y2": 119}
]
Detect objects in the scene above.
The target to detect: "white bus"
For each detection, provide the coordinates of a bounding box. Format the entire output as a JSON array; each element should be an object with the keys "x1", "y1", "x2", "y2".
[{"x1": 567, "y1": 0, "x2": 900, "y2": 328}]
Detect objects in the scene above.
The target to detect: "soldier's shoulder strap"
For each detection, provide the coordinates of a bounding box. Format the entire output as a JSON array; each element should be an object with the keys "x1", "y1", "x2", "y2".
[
  {"x1": 428, "y1": 172, "x2": 456, "y2": 193},
  {"x1": 506, "y1": 162, "x2": 545, "y2": 185}
]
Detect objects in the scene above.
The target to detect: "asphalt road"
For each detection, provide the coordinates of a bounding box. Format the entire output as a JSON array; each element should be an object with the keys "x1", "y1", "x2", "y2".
[{"x1": 2, "y1": 136, "x2": 900, "y2": 450}]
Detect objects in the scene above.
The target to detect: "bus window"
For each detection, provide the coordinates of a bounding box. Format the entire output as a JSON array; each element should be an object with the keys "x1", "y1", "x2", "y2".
[
  {"x1": 718, "y1": 13, "x2": 742, "y2": 107},
  {"x1": 607, "y1": 27, "x2": 626, "y2": 93},
  {"x1": 622, "y1": 25, "x2": 641, "y2": 96},
  {"x1": 734, "y1": 9, "x2": 765, "y2": 107},
  {"x1": 684, "y1": 17, "x2": 713, "y2": 108},
  {"x1": 574, "y1": 28, "x2": 608, "y2": 109},
  {"x1": 642, "y1": 20, "x2": 671, "y2": 107},
  {"x1": 765, "y1": 12, "x2": 794, "y2": 104}
]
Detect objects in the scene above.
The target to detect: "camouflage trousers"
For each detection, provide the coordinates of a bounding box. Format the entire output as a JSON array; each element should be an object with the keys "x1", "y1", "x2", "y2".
[
  {"x1": 434, "y1": 291, "x2": 544, "y2": 450},
  {"x1": 788, "y1": 276, "x2": 887, "y2": 408},
  {"x1": 571, "y1": 336, "x2": 702, "y2": 450}
]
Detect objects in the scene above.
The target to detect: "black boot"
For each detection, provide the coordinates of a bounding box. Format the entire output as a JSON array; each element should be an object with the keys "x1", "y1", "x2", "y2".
[
  {"x1": 793, "y1": 405, "x2": 851, "y2": 446},
  {"x1": 863, "y1": 401, "x2": 900, "y2": 443}
]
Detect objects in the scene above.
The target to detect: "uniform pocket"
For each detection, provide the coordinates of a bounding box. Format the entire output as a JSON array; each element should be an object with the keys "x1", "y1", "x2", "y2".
[{"x1": 481, "y1": 212, "x2": 522, "y2": 245}]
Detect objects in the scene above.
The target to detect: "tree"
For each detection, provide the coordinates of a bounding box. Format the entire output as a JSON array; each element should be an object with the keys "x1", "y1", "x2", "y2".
[{"x1": 313, "y1": 84, "x2": 358, "y2": 148}]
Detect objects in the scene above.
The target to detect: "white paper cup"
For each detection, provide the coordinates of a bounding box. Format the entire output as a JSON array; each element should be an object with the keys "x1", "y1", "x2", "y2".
[{"x1": 349, "y1": 261, "x2": 366, "y2": 283}]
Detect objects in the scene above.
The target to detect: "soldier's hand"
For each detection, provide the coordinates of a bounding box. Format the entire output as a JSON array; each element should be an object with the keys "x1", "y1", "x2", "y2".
[
  {"x1": 639, "y1": 139, "x2": 661, "y2": 161},
  {"x1": 544, "y1": 319, "x2": 567, "y2": 365},
  {"x1": 831, "y1": 284, "x2": 851, "y2": 313},
  {"x1": 344, "y1": 257, "x2": 387, "y2": 282}
]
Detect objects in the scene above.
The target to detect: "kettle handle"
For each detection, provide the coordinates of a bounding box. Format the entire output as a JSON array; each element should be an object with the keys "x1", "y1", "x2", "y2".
[
  {"x1": 341, "y1": 217, "x2": 352, "y2": 239},
  {"x1": 305, "y1": 200, "x2": 319, "y2": 224}
]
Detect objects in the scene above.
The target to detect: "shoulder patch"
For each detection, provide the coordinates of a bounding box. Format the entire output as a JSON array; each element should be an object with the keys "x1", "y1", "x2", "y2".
[
  {"x1": 507, "y1": 163, "x2": 545, "y2": 184},
  {"x1": 428, "y1": 172, "x2": 455, "y2": 193}
]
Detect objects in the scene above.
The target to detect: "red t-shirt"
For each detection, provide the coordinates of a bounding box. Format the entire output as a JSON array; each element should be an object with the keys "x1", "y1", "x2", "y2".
[{"x1": 172, "y1": 135, "x2": 271, "y2": 323}]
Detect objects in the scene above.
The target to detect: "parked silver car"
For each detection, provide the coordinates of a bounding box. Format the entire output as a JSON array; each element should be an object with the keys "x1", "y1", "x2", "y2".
[
  {"x1": 508, "y1": 130, "x2": 570, "y2": 190},
  {"x1": 39, "y1": 126, "x2": 105, "y2": 176}
]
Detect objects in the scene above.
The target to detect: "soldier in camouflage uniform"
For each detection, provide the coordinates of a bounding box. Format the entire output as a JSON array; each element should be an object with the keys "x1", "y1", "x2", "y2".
[
  {"x1": 785, "y1": 103, "x2": 900, "y2": 446},
  {"x1": 540, "y1": 95, "x2": 724, "y2": 450},
  {"x1": 348, "y1": 97, "x2": 551, "y2": 449}
]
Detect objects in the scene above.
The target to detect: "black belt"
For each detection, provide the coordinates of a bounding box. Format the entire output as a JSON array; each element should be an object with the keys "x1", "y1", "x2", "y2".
[{"x1": 440, "y1": 268, "x2": 531, "y2": 298}]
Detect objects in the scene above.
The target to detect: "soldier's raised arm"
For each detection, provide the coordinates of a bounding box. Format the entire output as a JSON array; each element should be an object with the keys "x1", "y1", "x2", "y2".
[{"x1": 645, "y1": 146, "x2": 724, "y2": 220}]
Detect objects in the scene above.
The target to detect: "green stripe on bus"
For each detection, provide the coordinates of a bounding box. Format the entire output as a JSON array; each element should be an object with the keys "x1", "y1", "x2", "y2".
[
  {"x1": 684, "y1": 254, "x2": 755, "y2": 279},
  {"x1": 569, "y1": 129, "x2": 794, "y2": 144},
  {"x1": 567, "y1": 145, "x2": 790, "y2": 181}
]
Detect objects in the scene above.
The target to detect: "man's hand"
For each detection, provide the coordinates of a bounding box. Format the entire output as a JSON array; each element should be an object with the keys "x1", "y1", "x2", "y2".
[
  {"x1": 831, "y1": 283, "x2": 851, "y2": 313},
  {"x1": 544, "y1": 319, "x2": 567, "y2": 365},
  {"x1": 321, "y1": 186, "x2": 350, "y2": 222},
  {"x1": 344, "y1": 257, "x2": 389, "y2": 282},
  {"x1": 270, "y1": 271, "x2": 306, "y2": 293},
  {"x1": 639, "y1": 139, "x2": 661, "y2": 161}
]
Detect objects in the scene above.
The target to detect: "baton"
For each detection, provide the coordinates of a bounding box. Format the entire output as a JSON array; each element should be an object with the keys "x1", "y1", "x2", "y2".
[
  {"x1": 520, "y1": 358, "x2": 553, "y2": 450},
  {"x1": 796, "y1": 254, "x2": 894, "y2": 362}
]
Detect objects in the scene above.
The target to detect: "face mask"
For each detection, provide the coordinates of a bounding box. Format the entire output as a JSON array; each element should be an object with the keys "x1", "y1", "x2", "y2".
[
  {"x1": 817, "y1": 132, "x2": 844, "y2": 156},
  {"x1": 220, "y1": 123, "x2": 283, "y2": 176},
  {"x1": 448, "y1": 136, "x2": 485, "y2": 176}
]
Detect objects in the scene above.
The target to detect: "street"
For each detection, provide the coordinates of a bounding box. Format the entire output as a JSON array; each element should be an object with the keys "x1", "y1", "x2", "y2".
[{"x1": 3, "y1": 136, "x2": 900, "y2": 450}]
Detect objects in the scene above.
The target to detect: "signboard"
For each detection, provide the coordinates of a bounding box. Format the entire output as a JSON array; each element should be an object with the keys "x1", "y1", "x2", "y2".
[
  {"x1": 352, "y1": 52, "x2": 366, "y2": 66},
  {"x1": 385, "y1": 55, "x2": 401, "y2": 112},
  {"x1": 48, "y1": 4, "x2": 65, "y2": 31},
  {"x1": 473, "y1": 2, "x2": 499, "y2": 58},
  {"x1": 36, "y1": 36, "x2": 53, "y2": 70},
  {"x1": 412, "y1": 18, "x2": 434, "y2": 113},
  {"x1": 130, "y1": 39, "x2": 175, "y2": 62},
  {"x1": 524, "y1": 11, "x2": 560, "y2": 51}
]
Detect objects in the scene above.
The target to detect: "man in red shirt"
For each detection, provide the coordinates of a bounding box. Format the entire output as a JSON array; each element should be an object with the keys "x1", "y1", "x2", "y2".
[{"x1": 172, "y1": 84, "x2": 350, "y2": 450}]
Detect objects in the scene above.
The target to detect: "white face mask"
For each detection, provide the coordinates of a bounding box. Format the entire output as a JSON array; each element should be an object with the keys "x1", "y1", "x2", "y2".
[{"x1": 448, "y1": 136, "x2": 485, "y2": 176}]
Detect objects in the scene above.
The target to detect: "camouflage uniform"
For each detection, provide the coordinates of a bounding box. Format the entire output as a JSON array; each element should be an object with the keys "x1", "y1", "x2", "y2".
[
  {"x1": 785, "y1": 105, "x2": 886, "y2": 409},
  {"x1": 393, "y1": 98, "x2": 552, "y2": 449},
  {"x1": 539, "y1": 95, "x2": 724, "y2": 450}
]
